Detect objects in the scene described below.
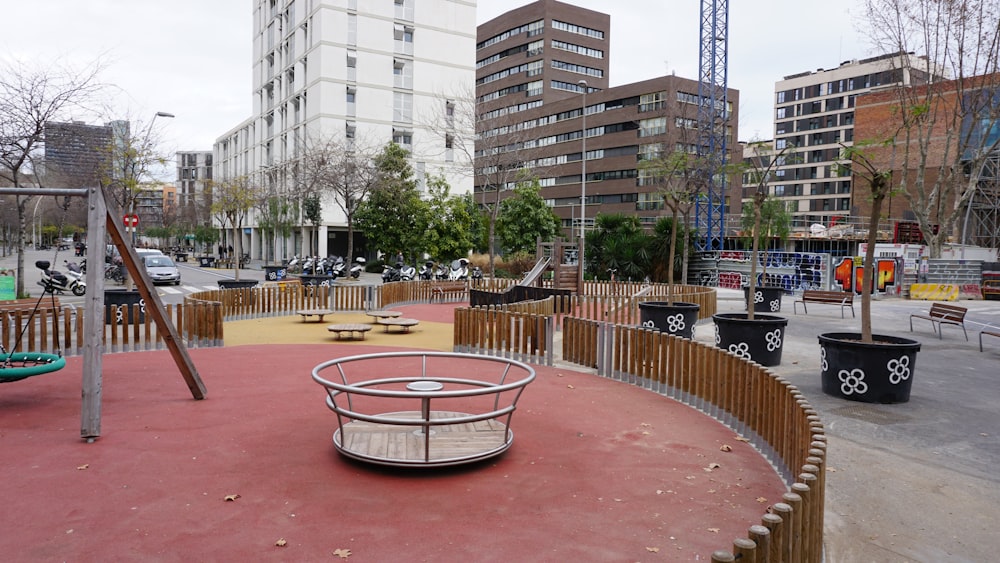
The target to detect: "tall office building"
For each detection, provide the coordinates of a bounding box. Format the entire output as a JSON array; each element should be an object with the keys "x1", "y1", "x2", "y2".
[
  {"x1": 214, "y1": 0, "x2": 476, "y2": 258},
  {"x1": 476, "y1": 0, "x2": 740, "y2": 236},
  {"x1": 43, "y1": 121, "x2": 116, "y2": 187},
  {"x1": 765, "y1": 53, "x2": 943, "y2": 232}
]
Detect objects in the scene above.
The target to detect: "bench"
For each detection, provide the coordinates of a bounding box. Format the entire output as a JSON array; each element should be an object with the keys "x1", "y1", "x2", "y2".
[
  {"x1": 793, "y1": 290, "x2": 855, "y2": 318},
  {"x1": 379, "y1": 317, "x2": 420, "y2": 333},
  {"x1": 430, "y1": 282, "x2": 467, "y2": 302},
  {"x1": 910, "y1": 302, "x2": 968, "y2": 340},
  {"x1": 366, "y1": 310, "x2": 402, "y2": 323},
  {"x1": 327, "y1": 323, "x2": 372, "y2": 341},
  {"x1": 979, "y1": 328, "x2": 1000, "y2": 352},
  {"x1": 296, "y1": 308, "x2": 335, "y2": 322},
  {"x1": 1, "y1": 297, "x2": 62, "y2": 314}
]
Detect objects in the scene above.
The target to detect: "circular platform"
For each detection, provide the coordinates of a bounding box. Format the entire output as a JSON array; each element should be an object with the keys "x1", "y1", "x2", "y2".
[{"x1": 311, "y1": 351, "x2": 535, "y2": 467}]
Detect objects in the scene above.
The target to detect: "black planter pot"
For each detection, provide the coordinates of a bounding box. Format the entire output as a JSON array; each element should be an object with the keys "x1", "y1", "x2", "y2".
[
  {"x1": 713, "y1": 313, "x2": 788, "y2": 367},
  {"x1": 818, "y1": 332, "x2": 922, "y2": 404},
  {"x1": 263, "y1": 266, "x2": 287, "y2": 281},
  {"x1": 105, "y1": 289, "x2": 144, "y2": 325},
  {"x1": 297, "y1": 275, "x2": 337, "y2": 287},
  {"x1": 638, "y1": 301, "x2": 700, "y2": 339},
  {"x1": 217, "y1": 279, "x2": 259, "y2": 290},
  {"x1": 743, "y1": 286, "x2": 784, "y2": 313}
]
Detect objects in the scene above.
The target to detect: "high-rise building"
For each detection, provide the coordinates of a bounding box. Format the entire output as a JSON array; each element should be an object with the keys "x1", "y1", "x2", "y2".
[
  {"x1": 214, "y1": 0, "x2": 476, "y2": 259},
  {"x1": 43, "y1": 121, "x2": 116, "y2": 187},
  {"x1": 175, "y1": 151, "x2": 213, "y2": 225},
  {"x1": 764, "y1": 53, "x2": 944, "y2": 232},
  {"x1": 475, "y1": 0, "x2": 740, "y2": 237}
]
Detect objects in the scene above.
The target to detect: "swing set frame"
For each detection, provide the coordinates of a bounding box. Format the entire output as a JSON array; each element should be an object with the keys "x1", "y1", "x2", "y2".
[{"x1": 0, "y1": 184, "x2": 206, "y2": 441}]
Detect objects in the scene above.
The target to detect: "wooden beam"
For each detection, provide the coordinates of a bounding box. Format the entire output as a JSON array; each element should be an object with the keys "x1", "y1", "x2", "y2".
[
  {"x1": 81, "y1": 185, "x2": 107, "y2": 439},
  {"x1": 103, "y1": 191, "x2": 207, "y2": 402}
]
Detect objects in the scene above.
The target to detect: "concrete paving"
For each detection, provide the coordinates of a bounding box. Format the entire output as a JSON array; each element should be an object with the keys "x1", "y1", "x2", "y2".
[{"x1": 700, "y1": 289, "x2": 1000, "y2": 562}]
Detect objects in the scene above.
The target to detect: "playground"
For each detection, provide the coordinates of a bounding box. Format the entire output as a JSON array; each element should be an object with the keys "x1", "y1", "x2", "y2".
[{"x1": 0, "y1": 301, "x2": 786, "y2": 561}]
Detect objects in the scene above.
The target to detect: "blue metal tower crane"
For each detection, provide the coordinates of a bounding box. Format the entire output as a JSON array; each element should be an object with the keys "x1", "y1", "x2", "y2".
[{"x1": 695, "y1": 0, "x2": 730, "y2": 250}]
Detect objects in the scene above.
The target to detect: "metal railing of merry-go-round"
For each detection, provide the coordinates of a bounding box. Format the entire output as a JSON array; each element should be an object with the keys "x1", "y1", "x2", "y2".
[{"x1": 178, "y1": 278, "x2": 824, "y2": 561}]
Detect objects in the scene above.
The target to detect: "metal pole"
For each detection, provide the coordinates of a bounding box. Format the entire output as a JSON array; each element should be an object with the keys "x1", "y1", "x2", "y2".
[{"x1": 578, "y1": 79, "x2": 588, "y2": 293}]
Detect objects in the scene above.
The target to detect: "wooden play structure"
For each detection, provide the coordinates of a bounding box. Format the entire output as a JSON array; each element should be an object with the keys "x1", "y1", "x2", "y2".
[{"x1": 0, "y1": 185, "x2": 205, "y2": 441}]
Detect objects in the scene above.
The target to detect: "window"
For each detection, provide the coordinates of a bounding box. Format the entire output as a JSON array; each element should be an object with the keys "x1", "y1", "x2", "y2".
[
  {"x1": 639, "y1": 92, "x2": 666, "y2": 112},
  {"x1": 347, "y1": 14, "x2": 357, "y2": 46},
  {"x1": 639, "y1": 117, "x2": 667, "y2": 137},
  {"x1": 393, "y1": 92, "x2": 412, "y2": 122},
  {"x1": 392, "y1": 129, "x2": 412, "y2": 147}
]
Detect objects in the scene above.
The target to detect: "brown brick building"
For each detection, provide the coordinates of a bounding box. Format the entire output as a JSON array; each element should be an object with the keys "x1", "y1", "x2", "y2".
[{"x1": 475, "y1": 0, "x2": 740, "y2": 238}]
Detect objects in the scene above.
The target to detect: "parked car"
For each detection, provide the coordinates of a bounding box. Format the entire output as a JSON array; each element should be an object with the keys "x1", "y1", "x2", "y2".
[{"x1": 143, "y1": 255, "x2": 181, "y2": 285}]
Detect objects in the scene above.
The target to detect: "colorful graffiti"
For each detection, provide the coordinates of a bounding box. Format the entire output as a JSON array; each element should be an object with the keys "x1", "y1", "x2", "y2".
[
  {"x1": 832, "y1": 257, "x2": 899, "y2": 295},
  {"x1": 710, "y1": 251, "x2": 828, "y2": 291}
]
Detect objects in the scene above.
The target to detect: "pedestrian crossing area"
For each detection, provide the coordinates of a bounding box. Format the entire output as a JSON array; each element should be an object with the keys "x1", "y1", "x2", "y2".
[{"x1": 156, "y1": 284, "x2": 230, "y2": 295}]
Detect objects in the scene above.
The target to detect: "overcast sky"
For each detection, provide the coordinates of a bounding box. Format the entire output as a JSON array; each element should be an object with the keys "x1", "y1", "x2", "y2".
[{"x1": 4, "y1": 1, "x2": 873, "y2": 159}]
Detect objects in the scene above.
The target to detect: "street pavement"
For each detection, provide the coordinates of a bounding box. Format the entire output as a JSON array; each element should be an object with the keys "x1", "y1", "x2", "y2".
[{"x1": 703, "y1": 289, "x2": 1000, "y2": 562}]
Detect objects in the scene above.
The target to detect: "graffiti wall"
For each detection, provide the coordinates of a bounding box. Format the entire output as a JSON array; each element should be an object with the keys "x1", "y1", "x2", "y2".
[
  {"x1": 831, "y1": 256, "x2": 902, "y2": 296},
  {"x1": 693, "y1": 251, "x2": 832, "y2": 291}
]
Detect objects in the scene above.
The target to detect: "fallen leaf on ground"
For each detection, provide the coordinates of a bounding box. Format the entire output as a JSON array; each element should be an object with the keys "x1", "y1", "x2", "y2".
[
  {"x1": 77, "y1": 464, "x2": 89, "y2": 470},
  {"x1": 224, "y1": 494, "x2": 241, "y2": 502},
  {"x1": 708, "y1": 528, "x2": 720, "y2": 533},
  {"x1": 567, "y1": 384, "x2": 575, "y2": 389},
  {"x1": 756, "y1": 496, "x2": 768, "y2": 503},
  {"x1": 333, "y1": 548, "x2": 352, "y2": 558},
  {"x1": 719, "y1": 444, "x2": 732, "y2": 452},
  {"x1": 735, "y1": 436, "x2": 750, "y2": 442},
  {"x1": 275, "y1": 539, "x2": 287, "y2": 547},
  {"x1": 646, "y1": 546, "x2": 660, "y2": 552}
]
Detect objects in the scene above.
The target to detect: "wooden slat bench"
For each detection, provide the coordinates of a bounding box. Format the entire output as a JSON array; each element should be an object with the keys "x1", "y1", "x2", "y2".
[
  {"x1": 979, "y1": 328, "x2": 1000, "y2": 352},
  {"x1": 910, "y1": 302, "x2": 968, "y2": 340},
  {"x1": 430, "y1": 282, "x2": 467, "y2": 302},
  {"x1": 296, "y1": 308, "x2": 334, "y2": 322},
  {"x1": 379, "y1": 317, "x2": 420, "y2": 333},
  {"x1": 327, "y1": 323, "x2": 372, "y2": 340},
  {"x1": 793, "y1": 290, "x2": 854, "y2": 318},
  {"x1": 1, "y1": 297, "x2": 62, "y2": 314}
]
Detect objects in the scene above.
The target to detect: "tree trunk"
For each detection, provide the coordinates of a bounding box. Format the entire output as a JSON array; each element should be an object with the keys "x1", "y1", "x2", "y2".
[
  {"x1": 667, "y1": 208, "x2": 678, "y2": 305},
  {"x1": 232, "y1": 225, "x2": 241, "y2": 281},
  {"x1": 747, "y1": 204, "x2": 762, "y2": 321},
  {"x1": 15, "y1": 196, "x2": 27, "y2": 298},
  {"x1": 861, "y1": 194, "x2": 885, "y2": 343}
]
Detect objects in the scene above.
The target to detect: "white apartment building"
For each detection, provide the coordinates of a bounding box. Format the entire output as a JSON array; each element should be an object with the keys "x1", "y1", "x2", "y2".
[
  {"x1": 214, "y1": 0, "x2": 476, "y2": 260},
  {"x1": 764, "y1": 53, "x2": 944, "y2": 231},
  {"x1": 175, "y1": 151, "x2": 213, "y2": 224}
]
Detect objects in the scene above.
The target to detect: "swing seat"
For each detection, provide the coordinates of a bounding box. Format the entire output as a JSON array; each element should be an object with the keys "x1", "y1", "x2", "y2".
[{"x1": 0, "y1": 353, "x2": 67, "y2": 382}]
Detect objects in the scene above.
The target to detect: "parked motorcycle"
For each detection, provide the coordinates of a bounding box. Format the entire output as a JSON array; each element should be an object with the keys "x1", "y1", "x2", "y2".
[
  {"x1": 36, "y1": 260, "x2": 86, "y2": 296},
  {"x1": 349, "y1": 257, "x2": 366, "y2": 279},
  {"x1": 471, "y1": 265, "x2": 483, "y2": 280},
  {"x1": 434, "y1": 262, "x2": 449, "y2": 280},
  {"x1": 448, "y1": 258, "x2": 469, "y2": 281},
  {"x1": 398, "y1": 262, "x2": 416, "y2": 281},
  {"x1": 328, "y1": 256, "x2": 347, "y2": 279},
  {"x1": 418, "y1": 260, "x2": 435, "y2": 280},
  {"x1": 382, "y1": 262, "x2": 400, "y2": 283}
]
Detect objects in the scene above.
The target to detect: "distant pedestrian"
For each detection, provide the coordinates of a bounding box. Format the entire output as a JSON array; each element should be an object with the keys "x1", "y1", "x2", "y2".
[{"x1": 218, "y1": 244, "x2": 225, "y2": 258}]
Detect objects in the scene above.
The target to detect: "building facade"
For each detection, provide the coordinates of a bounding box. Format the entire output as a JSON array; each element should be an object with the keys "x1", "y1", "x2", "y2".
[
  {"x1": 43, "y1": 121, "x2": 116, "y2": 187},
  {"x1": 175, "y1": 151, "x2": 214, "y2": 228},
  {"x1": 213, "y1": 0, "x2": 476, "y2": 260},
  {"x1": 475, "y1": 0, "x2": 740, "y2": 238},
  {"x1": 762, "y1": 53, "x2": 944, "y2": 233}
]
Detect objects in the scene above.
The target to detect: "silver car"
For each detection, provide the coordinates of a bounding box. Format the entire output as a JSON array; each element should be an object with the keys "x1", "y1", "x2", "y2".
[{"x1": 143, "y1": 255, "x2": 181, "y2": 285}]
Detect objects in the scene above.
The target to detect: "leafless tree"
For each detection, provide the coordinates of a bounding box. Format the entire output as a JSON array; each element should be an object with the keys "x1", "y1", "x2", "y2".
[
  {"x1": 0, "y1": 58, "x2": 103, "y2": 297},
  {"x1": 861, "y1": 0, "x2": 1000, "y2": 257},
  {"x1": 209, "y1": 175, "x2": 257, "y2": 281},
  {"x1": 298, "y1": 134, "x2": 381, "y2": 263}
]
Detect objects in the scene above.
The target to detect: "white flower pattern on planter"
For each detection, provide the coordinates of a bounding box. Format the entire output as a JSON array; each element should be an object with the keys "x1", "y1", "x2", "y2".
[
  {"x1": 887, "y1": 355, "x2": 911, "y2": 384},
  {"x1": 714, "y1": 325, "x2": 721, "y2": 345},
  {"x1": 769, "y1": 298, "x2": 780, "y2": 312},
  {"x1": 665, "y1": 313, "x2": 686, "y2": 332},
  {"x1": 754, "y1": 291, "x2": 764, "y2": 304},
  {"x1": 642, "y1": 320, "x2": 655, "y2": 329},
  {"x1": 728, "y1": 342, "x2": 751, "y2": 360},
  {"x1": 765, "y1": 328, "x2": 782, "y2": 351},
  {"x1": 838, "y1": 368, "x2": 868, "y2": 395},
  {"x1": 821, "y1": 347, "x2": 828, "y2": 372}
]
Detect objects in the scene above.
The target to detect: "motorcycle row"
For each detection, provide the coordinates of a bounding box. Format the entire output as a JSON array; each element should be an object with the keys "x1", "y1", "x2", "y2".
[
  {"x1": 285, "y1": 255, "x2": 365, "y2": 280},
  {"x1": 385, "y1": 258, "x2": 483, "y2": 283}
]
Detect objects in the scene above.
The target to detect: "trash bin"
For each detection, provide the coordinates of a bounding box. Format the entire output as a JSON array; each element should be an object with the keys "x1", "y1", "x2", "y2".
[
  {"x1": 264, "y1": 266, "x2": 287, "y2": 281},
  {"x1": 198, "y1": 256, "x2": 216, "y2": 268},
  {"x1": 217, "y1": 279, "x2": 259, "y2": 290},
  {"x1": 105, "y1": 289, "x2": 145, "y2": 325}
]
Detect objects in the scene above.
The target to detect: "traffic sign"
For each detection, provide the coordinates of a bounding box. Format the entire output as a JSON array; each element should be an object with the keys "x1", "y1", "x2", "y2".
[{"x1": 124, "y1": 214, "x2": 139, "y2": 231}]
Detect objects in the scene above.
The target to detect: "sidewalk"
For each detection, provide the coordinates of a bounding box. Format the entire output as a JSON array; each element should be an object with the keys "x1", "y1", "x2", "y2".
[{"x1": 705, "y1": 289, "x2": 1000, "y2": 562}]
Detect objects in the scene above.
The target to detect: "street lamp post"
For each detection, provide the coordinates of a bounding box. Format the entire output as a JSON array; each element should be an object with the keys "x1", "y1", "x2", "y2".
[
  {"x1": 578, "y1": 79, "x2": 588, "y2": 293},
  {"x1": 128, "y1": 111, "x2": 174, "y2": 246}
]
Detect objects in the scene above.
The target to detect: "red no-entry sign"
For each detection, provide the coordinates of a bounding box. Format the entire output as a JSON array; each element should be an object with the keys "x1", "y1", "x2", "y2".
[{"x1": 124, "y1": 214, "x2": 139, "y2": 231}]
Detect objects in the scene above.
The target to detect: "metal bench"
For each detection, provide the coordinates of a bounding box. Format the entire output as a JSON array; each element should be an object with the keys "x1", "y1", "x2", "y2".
[
  {"x1": 793, "y1": 290, "x2": 855, "y2": 318},
  {"x1": 909, "y1": 302, "x2": 968, "y2": 340},
  {"x1": 979, "y1": 328, "x2": 1000, "y2": 352}
]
